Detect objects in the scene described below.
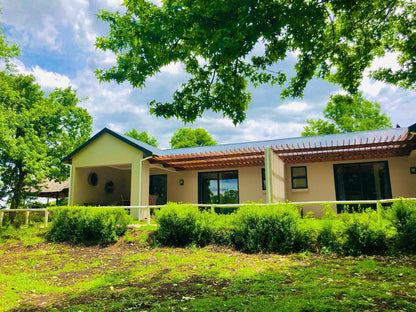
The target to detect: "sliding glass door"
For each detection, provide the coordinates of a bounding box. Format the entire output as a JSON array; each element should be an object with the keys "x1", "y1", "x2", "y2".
[
  {"x1": 334, "y1": 161, "x2": 392, "y2": 212},
  {"x1": 198, "y1": 170, "x2": 239, "y2": 204}
]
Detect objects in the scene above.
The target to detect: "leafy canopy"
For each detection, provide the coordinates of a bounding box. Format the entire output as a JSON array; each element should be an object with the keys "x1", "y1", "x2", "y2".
[
  {"x1": 0, "y1": 12, "x2": 19, "y2": 63},
  {"x1": 96, "y1": 0, "x2": 415, "y2": 124},
  {"x1": 302, "y1": 93, "x2": 392, "y2": 136},
  {"x1": 125, "y1": 128, "x2": 159, "y2": 147},
  {"x1": 0, "y1": 72, "x2": 92, "y2": 209},
  {"x1": 170, "y1": 127, "x2": 217, "y2": 149}
]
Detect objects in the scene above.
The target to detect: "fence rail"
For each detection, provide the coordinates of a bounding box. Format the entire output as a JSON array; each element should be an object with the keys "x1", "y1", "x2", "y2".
[
  {"x1": 1, "y1": 198, "x2": 415, "y2": 227},
  {"x1": 0, "y1": 208, "x2": 48, "y2": 227}
]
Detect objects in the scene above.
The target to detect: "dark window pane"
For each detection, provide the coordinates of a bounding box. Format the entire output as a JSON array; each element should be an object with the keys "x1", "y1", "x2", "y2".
[
  {"x1": 292, "y1": 167, "x2": 306, "y2": 177},
  {"x1": 334, "y1": 161, "x2": 392, "y2": 212},
  {"x1": 149, "y1": 175, "x2": 167, "y2": 205},
  {"x1": 198, "y1": 171, "x2": 239, "y2": 204},
  {"x1": 219, "y1": 171, "x2": 238, "y2": 204},
  {"x1": 291, "y1": 166, "x2": 308, "y2": 189},
  {"x1": 293, "y1": 178, "x2": 307, "y2": 189}
]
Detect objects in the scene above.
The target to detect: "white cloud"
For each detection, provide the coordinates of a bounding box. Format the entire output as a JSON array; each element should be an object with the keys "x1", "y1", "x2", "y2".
[
  {"x1": 31, "y1": 66, "x2": 74, "y2": 89},
  {"x1": 237, "y1": 120, "x2": 305, "y2": 142},
  {"x1": 160, "y1": 62, "x2": 184, "y2": 75},
  {"x1": 277, "y1": 101, "x2": 308, "y2": 113},
  {"x1": 0, "y1": 0, "x2": 98, "y2": 52},
  {"x1": 359, "y1": 52, "x2": 400, "y2": 97},
  {"x1": 104, "y1": 0, "x2": 123, "y2": 9},
  {"x1": 106, "y1": 122, "x2": 124, "y2": 133},
  {"x1": 12, "y1": 60, "x2": 74, "y2": 89}
]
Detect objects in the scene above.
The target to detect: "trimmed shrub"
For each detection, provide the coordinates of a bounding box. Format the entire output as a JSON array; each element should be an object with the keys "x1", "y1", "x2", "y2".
[
  {"x1": 341, "y1": 210, "x2": 389, "y2": 256},
  {"x1": 155, "y1": 203, "x2": 214, "y2": 247},
  {"x1": 230, "y1": 203, "x2": 303, "y2": 253},
  {"x1": 317, "y1": 221, "x2": 342, "y2": 253},
  {"x1": 387, "y1": 199, "x2": 416, "y2": 252},
  {"x1": 47, "y1": 207, "x2": 131, "y2": 245}
]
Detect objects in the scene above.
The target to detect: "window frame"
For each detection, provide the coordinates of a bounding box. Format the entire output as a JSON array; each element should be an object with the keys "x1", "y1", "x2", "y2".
[
  {"x1": 261, "y1": 168, "x2": 266, "y2": 190},
  {"x1": 333, "y1": 161, "x2": 392, "y2": 213},
  {"x1": 198, "y1": 170, "x2": 239, "y2": 204},
  {"x1": 291, "y1": 166, "x2": 308, "y2": 189}
]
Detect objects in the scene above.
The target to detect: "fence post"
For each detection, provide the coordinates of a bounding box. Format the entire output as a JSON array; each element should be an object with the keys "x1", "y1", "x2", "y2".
[
  {"x1": 0, "y1": 211, "x2": 3, "y2": 227},
  {"x1": 211, "y1": 205, "x2": 214, "y2": 214},
  {"x1": 26, "y1": 211, "x2": 30, "y2": 225},
  {"x1": 147, "y1": 206, "x2": 150, "y2": 225},
  {"x1": 44, "y1": 209, "x2": 49, "y2": 227},
  {"x1": 376, "y1": 201, "x2": 382, "y2": 225}
]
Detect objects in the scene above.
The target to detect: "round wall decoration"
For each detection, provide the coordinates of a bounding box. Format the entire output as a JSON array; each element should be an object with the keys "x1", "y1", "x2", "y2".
[
  {"x1": 105, "y1": 181, "x2": 114, "y2": 194},
  {"x1": 88, "y1": 172, "x2": 98, "y2": 186}
]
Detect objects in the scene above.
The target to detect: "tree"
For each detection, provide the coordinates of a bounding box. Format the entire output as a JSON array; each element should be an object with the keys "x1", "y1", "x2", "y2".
[
  {"x1": 0, "y1": 12, "x2": 19, "y2": 62},
  {"x1": 0, "y1": 72, "x2": 93, "y2": 209},
  {"x1": 170, "y1": 128, "x2": 217, "y2": 149},
  {"x1": 125, "y1": 128, "x2": 159, "y2": 147},
  {"x1": 301, "y1": 93, "x2": 392, "y2": 136},
  {"x1": 96, "y1": 0, "x2": 415, "y2": 125}
]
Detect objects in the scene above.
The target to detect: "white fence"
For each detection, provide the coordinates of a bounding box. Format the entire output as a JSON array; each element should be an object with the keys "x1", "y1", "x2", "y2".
[{"x1": 1, "y1": 198, "x2": 415, "y2": 227}]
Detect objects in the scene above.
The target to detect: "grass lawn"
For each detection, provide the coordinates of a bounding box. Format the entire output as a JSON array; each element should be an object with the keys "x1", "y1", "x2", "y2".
[{"x1": 1, "y1": 225, "x2": 416, "y2": 311}]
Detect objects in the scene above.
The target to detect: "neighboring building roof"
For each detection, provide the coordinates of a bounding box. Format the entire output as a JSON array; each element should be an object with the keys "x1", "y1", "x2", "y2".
[
  {"x1": 33, "y1": 180, "x2": 70, "y2": 198},
  {"x1": 63, "y1": 124, "x2": 416, "y2": 170}
]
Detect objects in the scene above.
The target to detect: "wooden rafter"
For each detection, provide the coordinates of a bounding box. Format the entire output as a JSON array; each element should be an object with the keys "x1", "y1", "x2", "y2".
[{"x1": 150, "y1": 132, "x2": 416, "y2": 170}]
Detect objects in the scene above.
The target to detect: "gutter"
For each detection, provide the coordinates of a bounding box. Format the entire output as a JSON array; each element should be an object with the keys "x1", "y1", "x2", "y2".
[
  {"x1": 64, "y1": 164, "x2": 72, "y2": 206},
  {"x1": 265, "y1": 147, "x2": 272, "y2": 204}
]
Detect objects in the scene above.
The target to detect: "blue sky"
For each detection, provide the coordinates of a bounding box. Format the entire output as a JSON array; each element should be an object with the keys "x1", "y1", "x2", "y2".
[{"x1": 1, "y1": 0, "x2": 415, "y2": 149}]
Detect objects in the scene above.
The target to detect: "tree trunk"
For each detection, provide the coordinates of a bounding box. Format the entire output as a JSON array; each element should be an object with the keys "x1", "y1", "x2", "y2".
[{"x1": 10, "y1": 165, "x2": 25, "y2": 210}]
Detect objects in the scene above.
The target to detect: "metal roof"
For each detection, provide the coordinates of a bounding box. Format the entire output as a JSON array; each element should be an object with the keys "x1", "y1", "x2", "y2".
[
  {"x1": 159, "y1": 127, "x2": 410, "y2": 156},
  {"x1": 153, "y1": 125, "x2": 416, "y2": 170},
  {"x1": 63, "y1": 124, "x2": 416, "y2": 170},
  {"x1": 62, "y1": 127, "x2": 160, "y2": 163}
]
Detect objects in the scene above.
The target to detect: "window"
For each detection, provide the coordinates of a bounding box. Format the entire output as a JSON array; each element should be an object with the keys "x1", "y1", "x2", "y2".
[
  {"x1": 291, "y1": 166, "x2": 308, "y2": 189},
  {"x1": 149, "y1": 174, "x2": 167, "y2": 205},
  {"x1": 198, "y1": 170, "x2": 239, "y2": 204},
  {"x1": 261, "y1": 168, "x2": 266, "y2": 190},
  {"x1": 334, "y1": 161, "x2": 392, "y2": 212}
]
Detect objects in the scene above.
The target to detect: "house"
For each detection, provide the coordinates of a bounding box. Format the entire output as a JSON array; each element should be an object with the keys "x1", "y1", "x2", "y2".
[
  {"x1": 62, "y1": 124, "x2": 416, "y2": 219},
  {"x1": 34, "y1": 180, "x2": 69, "y2": 204}
]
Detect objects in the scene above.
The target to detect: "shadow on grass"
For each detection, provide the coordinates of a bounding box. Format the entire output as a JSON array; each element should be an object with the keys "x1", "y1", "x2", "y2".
[{"x1": 9, "y1": 262, "x2": 416, "y2": 312}]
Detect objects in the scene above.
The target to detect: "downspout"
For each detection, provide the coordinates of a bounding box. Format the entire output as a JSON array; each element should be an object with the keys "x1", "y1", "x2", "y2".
[
  {"x1": 65, "y1": 164, "x2": 72, "y2": 206},
  {"x1": 138, "y1": 155, "x2": 152, "y2": 206},
  {"x1": 265, "y1": 147, "x2": 272, "y2": 204}
]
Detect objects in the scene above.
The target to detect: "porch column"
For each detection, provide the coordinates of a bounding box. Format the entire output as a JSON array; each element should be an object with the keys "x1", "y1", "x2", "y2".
[
  {"x1": 270, "y1": 150, "x2": 286, "y2": 202},
  {"x1": 130, "y1": 159, "x2": 140, "y2": 219},
  {"x1": 66, "y1": 164, "x2": 72, "y2": 206},
  {"x1": 264, "y1": 147, "x2": 273, "y2": 204},
  {"x1": 130, "y1": 157, "x2": 151, "y2": 220}
]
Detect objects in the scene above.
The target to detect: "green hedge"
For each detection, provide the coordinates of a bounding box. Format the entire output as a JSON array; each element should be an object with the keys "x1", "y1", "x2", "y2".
[
  {"x1": 154, "y1": 200, "x2": 416, "y2": 255},
  {"x1": 386, "y1": 199, "x2": 416, "y2": 252},
  {"x1": 231, "y1": 204, "x2": 302, "y2": 253},
  {"x1": 155, "y1": 203, "x2": 214, "y2": 247},
  {"x1": 47, "y1": 206, "x2": 131, "y2": 245}
]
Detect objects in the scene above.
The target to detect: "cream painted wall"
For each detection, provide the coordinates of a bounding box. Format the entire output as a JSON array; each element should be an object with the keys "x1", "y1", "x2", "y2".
[
  {"x1": 162, "y1": 166, "x2": 266, "y2": 204},
  {"x1": 239, "y1": 166, "x2": 267, "y2": 203},
  {"x1": 167, "y1": 170, "x2": 198, "y2": 203},
  {"x1": 72, "y1": 166, "x2": 131, "y2": 206},
  {"x1": 389, "y1": 155, "x2": 416, "y2": 198},
  {"x1": 270, "y1": 152, "x2": 286, "y2": 202},
  {"x1": 71, "y1": 133, "x2": 144, "y2": 167},
  {"x1": 285, "y1": 156, "x2": 416, "y2": 217},
  {"x1": 285, "y1": 162, "x2": 336, "y2": 218},
  {"x1": 70, "y1": 133, "x2": 146, "y2": 210}
]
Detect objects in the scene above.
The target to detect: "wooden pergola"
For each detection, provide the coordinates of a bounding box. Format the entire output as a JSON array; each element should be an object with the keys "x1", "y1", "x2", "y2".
[{"x1": 150, "y1": 132, "x2": 416, "y2": 170}]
